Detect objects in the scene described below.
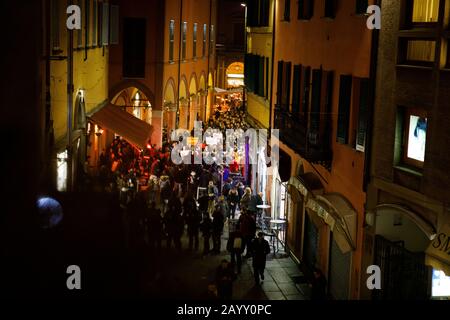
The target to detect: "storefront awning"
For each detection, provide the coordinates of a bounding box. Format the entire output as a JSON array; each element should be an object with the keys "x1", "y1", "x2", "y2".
[
  {"x1": 316, "y1": 194, "x2": 357, "y2": 254},
  {"x1": 425, "y1": 224, "x2": 450, "y2": 276},
  {"x1": 89, "y1": 104, "x2": 153, "y2": 149}
]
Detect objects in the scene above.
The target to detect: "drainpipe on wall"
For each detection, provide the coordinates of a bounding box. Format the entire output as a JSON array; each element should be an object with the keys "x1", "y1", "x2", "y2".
[
  {"x1": 206, "y1": 0, "x2": 213, "y2": 122},
  {"x1": 268, "y1": 0, "x2": 276, "y2": 141}
]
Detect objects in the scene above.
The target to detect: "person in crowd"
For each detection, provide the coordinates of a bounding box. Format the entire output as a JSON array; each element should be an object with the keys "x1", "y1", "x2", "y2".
[
  {"x1": 207, "y1": 180, "x2": 218, "y2": 216},
  {"x1": 200, "y1": 213, "x2": 213, "y2": 256},
  {"x1": 184, "y1": 192, "x2": 201, "y2": 251},
  {"x1": 222, "y1": 178, "x2": 232, "y2": 198},
  {"x1": 147, "y1": 201, "x2": 163, "y2": 250},
  {"x1": 248, "y1": 191, "x2": 263, "y2": 218},
  {"x1": 238, "y1": 211, "x2": 256, "y2": 258},
  {"x1": 227, "y1": 230, "x2": 244, "y2": 274},
  {"x1": 227, "y1": 186, "x2": 239, "y2": 220},
  {"x1": 147, "y1": 175, "x2": 159, "y2": 206},
  {"x1": 165, "y1": 194, "x2": 183, "y2": 251},
  {"x1": 187, "y1": 171, "x2": 199, "y2": 195},
  {"x1": 240, "y1": 187, "x2": 252, "y2": 214},
  {"x1": 251, "y1": 232, "x2": 270, "y2": 285},
  {"x1": 215, "y1": 259, "x2": 235, "y2": 300},
  {"x1": 159, "y1": 175, "x2": 171, "y2": 214},
  {"x1": 212, "y1": 205, "x2": 225, "y2": 254},
  {"x1": 198, "y1": 189, "x2": 209, "y2": 216},
  {"x1": 310, "y1": 268, "x2": 328, "y2": 300},
  {"x1": 217, "y1": 196, "x2": 229, "y2": 221}
]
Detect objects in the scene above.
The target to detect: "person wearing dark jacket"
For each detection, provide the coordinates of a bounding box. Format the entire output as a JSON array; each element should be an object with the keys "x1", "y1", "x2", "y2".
[
  {"x1": 212, "y1": 206, "x2": 225, "y2": 254},
  {"x1": 310, "y1": 268, "x2": 328, "y2": 300},
  {"x1": 227, "y1": 187, "x2": 239, "y2": 219},
  {"x1": 251, "y1": 232, "x2": 270, "y2": 285},
  {"x1": 226, "y1": 230, "x2": 244, "y2": 274},
  {"x1": 147, "y1": 202, "x2": 163, "y2": 250},
  {"x1": 184, "y1": 194, "x2": 201, "y2": 251},
  {"x1": 215, "y1": 259, "x2": 235, "y2": 300},
  {"x1": 200, "y1": 213, "x2": 213, "y2": 255}
]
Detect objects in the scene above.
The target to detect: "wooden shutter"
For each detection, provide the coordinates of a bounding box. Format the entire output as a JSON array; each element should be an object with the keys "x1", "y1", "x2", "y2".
[
  {"x1": 325, "y1": 0, "x2": 336, "y2": 18},
  {"x1": 292, "y1": 65, "x2": 301, "y2": 114},
  {"x1": 101, "y1": 2, "x2": 109, "y2": 46},
  {"x1": 356, "y1": 78, "x2": 369, "y2": 152},
  {"x1": 337, "y1": 75, "x2": 352, "y2": 144},
  {"x1": 309, "y1": 69, "x2": 322, "y2": 145},
  {"x1": 277, "y1": 60, "x2": 284, "y2": 106},
  {"x1": 356, "y1": 0, "x2": 369, "y2": 15},
  {"x1": 301, "y1": 66, "x2": 311, "y2": 117},
  {"x1": 110, "y1": 5, "x2": 119, "y2": 45}
]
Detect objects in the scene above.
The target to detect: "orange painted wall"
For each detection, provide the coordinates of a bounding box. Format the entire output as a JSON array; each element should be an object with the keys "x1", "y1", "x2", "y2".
[{"x1": 271, "y1": 0, "x2": 374, "y2": 299}]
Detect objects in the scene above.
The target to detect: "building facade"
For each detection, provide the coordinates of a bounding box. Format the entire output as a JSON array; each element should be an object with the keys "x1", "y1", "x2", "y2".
[
  {"x1": 269, "y1": 0, "x2": 375, "y2": 300},
  {"x1": 244, "y1": 0, "x2": 275, "y2": 198},
  {"x1": 362, "y1": 0, "x2": 450, "y2": 300}
]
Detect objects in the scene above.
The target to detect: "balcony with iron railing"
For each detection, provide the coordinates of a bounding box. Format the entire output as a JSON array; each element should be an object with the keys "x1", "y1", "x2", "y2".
[{"x1": 274, "y1": 105, "x2": 332, "y2": 169}]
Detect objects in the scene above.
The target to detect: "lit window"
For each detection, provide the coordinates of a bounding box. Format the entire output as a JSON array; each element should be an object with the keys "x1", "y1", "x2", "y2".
[
  {"x1": 402, "y1": 109, "x2": 427, "y2": 167},
  {"x1": 432, "y1": 269, "x2": 450, "y2": 298},
  {"x1": 412, "y1": 0, "x2": 439, "y2": 23},
  {"x1": 406, "y1": 40, "x2": 436, "y2": 62},
  {"x1": 57, "y1": 150, "x2": 68, "y2": 192}
]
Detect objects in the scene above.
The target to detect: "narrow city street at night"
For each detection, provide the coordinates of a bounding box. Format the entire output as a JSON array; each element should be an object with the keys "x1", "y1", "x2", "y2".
[{"x1": 2, "y1": 0, "x2": 450, "y2": 316}]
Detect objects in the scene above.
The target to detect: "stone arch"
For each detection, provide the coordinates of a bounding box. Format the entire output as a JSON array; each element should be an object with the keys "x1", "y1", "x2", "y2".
[
  {"x1": 189, "y1": 73, "x2": 198, "y2": 95},
  {"x1": 164, "y1": 78, "x2": 176, "y2": 104},
  {"x1": 179, "y1": 75, "x2": 188, "y2": 99},
  {"x1": 199, "y1": 72, "x2": 206, "y2": 91},
  {"x1": 208, "y1": 71, "x2": 214, "y2": 89},
  {"x1": 109, "y1": 79, "x2": 157, "y2": 110}
]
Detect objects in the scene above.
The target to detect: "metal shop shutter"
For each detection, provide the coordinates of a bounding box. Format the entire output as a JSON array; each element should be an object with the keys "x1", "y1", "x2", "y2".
[{"x1": 329, "y1": 232, "x2": 351, "y2": 300}]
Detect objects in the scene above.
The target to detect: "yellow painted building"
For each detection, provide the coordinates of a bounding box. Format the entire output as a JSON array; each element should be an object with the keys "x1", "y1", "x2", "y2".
[{"x1": 49, "y1": 0, "x2": 111, "y2": 191}]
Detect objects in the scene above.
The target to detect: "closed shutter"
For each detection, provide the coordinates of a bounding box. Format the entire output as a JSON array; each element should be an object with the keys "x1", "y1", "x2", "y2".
[
  {"x1": 110, "y1": 5, "x2": 119, "y2": 45},
  {"x1": 337, "y1": 75, "x2": 352, "y2": 144},
  {"x1": 92, "y1": 0, "x2": 98, "y2": 46},
  {"x1": 265, "y1": 57, "x2": 270, "y2": 99},
  {"x1": 303, "y1": 213, "x2": 318, "y2": 270},
  {"x1": 284, "y1": 0, "x2": 291, "y2": 21},
  {"x1": 85, "y1": 0, "x2": 90, "y2": 47},
  {"x1": 356, "y1": 0, "x2": 369, "y2": 15},
  {"x1": 277, "y1": 60, "x2": 284, "y2": 106},
  {"x1": 322, "y1": 70, "x2": 334, "y2": 143},
  {"x1": 298, "y1": 0, "x2": 314, "y2": 20},
  {"x1": 51, "y1": 0, "x2": 60, "y2": 50},
  {"x1": 356, "y1": 78, "x2": 369, "y2": 152},
  {"x1": 329, "y1": 232, "x2": 351, "y2": 300},
  {"x1": 282, "y1": 62, "x2": 292, "y2": 110},
  {"x1": 292, "y1": 65, "x2": 301, "y2": 114},
  {"x1": 310, "y1": 69, "x2": 322, "y2": 144},
  {"x1": 325, "y1": 0, "x2": 336, "y2": 18},
  {"x1": 260, "y1": 0, "x2": 270, "y2": 26},
  {"x1": 301, "y1": 66, "x2": 311, "y2": 117},
  {"x1": 101, "y1": 2, "x2": 109, "y2": 45}
]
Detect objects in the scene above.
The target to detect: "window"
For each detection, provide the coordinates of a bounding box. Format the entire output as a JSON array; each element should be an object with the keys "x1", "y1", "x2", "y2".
[
  {"x1": 85, "y1": 0, "x2": 90, "y2": 47},
  {"x1": 284, "y1": 0, "x2": 291, "y2": 21},
  {"x1": 282, "y1": 62, "x2": 292, "y2": 110},
  {"x1": 404, "y1": 108, "x2": 427, "y2": 166},
  {"x1": 411, "y1": 0, "x2": 439, "y2": 23},
  {"x1": 210, "y1": 24, "x2": 214, "y2": 55},
  {"x1": 51, "y1": 0, "x2": 60, "y2": 51},
  {"x1": 355, "y1": 78, "x2": 370, "y2": 152},
  {"x1": 247, "y1": 0, "x2": 270, "y2": 27},
  {"x1": 399, "y1": 39, "x2": 436, "y2": 66},
  {"x1": 182, "y1": 22, "x2": 187, "y2": 60},
  {"x1": 276, "y1": 60, "x2": 284, "y2": 107},
  {"x1": 193, "y1": 23, "x2": 197, "y2": 58},
  {"x1": 101, "y1": 2, "x2": 109, "y2": 46},
  {"x1": 301, "y1": 66, "x2": 311, "y2": 117},
  {"x1": 259, "y1": 0, "x2": 270, "y2": 26},
  {"x1": 292, "y1": 65, "x2": 301, "y2": 114},
  {"x1": 356, "y1": 0, "x2": 368, "y2": 15},
  {"x1": 325, "y1": 0, "x2": 336, "y2": 18},
  {"x1": 110, "y1": 5, "x2": 119, "y2": 45},
  {"x1": 337, "y1": 75, "x2": 352, "y2": 144},
  {"x1": 298, "y1": 0, "x2": 314, "y2": 20},
  {"x1": 169, "y1": 20, "x2": 175, "y2": 62},
  {"x1": 203, "y1": 24, "x2": 207, "y2": 57},
  {"x1": 123, "y1": 18, "x2": 146, "y2": 78},
  {"x1": 92, "y1": 0, "x2": 97, "y2": 46},
  {"x1": 310, "y1": 69, "x2": 322, "y2": 139},
  {"x1": 77, "y1": 0, "x2": 84, "y2": 48}
]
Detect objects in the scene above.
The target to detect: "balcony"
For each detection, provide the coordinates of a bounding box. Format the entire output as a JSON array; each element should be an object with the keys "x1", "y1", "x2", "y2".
[{"x1": 274, "y1": 106, "x2": 332, "y2": 169}]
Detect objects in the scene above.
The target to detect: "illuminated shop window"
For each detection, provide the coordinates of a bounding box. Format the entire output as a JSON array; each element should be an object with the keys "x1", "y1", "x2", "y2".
[
  {"x1": 432, "y1": 269, "x2": 450, "y2": 298},
  {"x1": 412, "y1": 0, "x2": 439, "y2": 23}
]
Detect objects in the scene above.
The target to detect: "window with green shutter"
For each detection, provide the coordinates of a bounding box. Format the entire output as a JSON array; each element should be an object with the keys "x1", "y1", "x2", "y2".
[
  {"x1": 337, "y1": 75, "x2": 352, "y2": 144},
  {"x1": 356, "y1": 78, "x2": 369, "y2": 152},
  {"x1": 356, "y1": 0, "x2": 368, "y2": 15},
  {"x1": 292, "y1": 65, "x2": 301, "y2": 114},
  {"x1": 298, "y1": 0, "x2": 314, "y2": 20}
]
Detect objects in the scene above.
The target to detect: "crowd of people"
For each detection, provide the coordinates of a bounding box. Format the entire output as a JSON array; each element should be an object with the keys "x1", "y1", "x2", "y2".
[{"x1": 92, "y1": 98, "x2": 277, "y2": 300}]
